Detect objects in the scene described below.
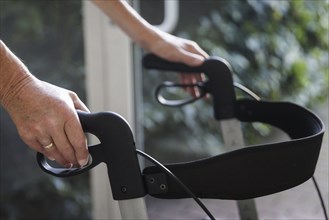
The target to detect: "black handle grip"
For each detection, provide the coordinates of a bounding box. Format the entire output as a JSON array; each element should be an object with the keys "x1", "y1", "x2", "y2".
[
  {"x1": 37, "y1": 111, "x2": 146, "y2": 200},
  {"x1": 143, "y1": 54, "x2": 205, "y2": 73},
  {"x1": 143, "y1": 54, "x2": 236, "y2": 120}
]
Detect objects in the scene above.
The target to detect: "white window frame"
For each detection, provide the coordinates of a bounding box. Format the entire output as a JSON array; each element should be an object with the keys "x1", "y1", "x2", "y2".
[{"x1": 83, "y1": 1, "x2": 147, "y2": 219}]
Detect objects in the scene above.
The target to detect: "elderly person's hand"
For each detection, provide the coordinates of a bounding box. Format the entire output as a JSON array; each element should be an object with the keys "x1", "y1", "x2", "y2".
[
  {"x1": 0, "y1": 40, "x2": 89, "y2": 168},
  {"x1": 147, "y1": 31, "x2": 209, "y2": 97},
  {"x1": 92, "y1": 0, "x2": 209, "y2": 97}
]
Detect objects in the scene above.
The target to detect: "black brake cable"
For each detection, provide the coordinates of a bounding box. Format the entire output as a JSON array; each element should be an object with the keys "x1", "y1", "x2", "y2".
[
  {"x1": 136, "y1": 149, "x2": 216, "y2": 220},
  {"x1": 312, "y1": 176, "x2": 328, "y2": 220},
  {"x1": 233, "y1": 82, "x2": 261, "y2": 101}
]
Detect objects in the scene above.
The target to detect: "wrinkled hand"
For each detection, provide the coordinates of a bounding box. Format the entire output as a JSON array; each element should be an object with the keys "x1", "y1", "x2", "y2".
[
  {"x1": 149, "y1": 32, "x2": 209, "y2": 97},
  {"x1": 4, "y1": 76, "x2": 90, "y2": 168}
]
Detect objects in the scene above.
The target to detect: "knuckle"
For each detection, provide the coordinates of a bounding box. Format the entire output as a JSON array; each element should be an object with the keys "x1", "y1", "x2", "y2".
[
  {"x1": 18, "y1": 126, "x2": 38, "y2": 143},
  {"x1": 17, "y1": 127, "x2": 31, "y2": 140},
  {"x1": 69, "y1": 91, "x2": 78, "y2": 100},
  {"x1": 186, "y1": 40, "x2": 197, "y2": 48},
  {"x1": 45, "y1": 117, "x2": 60, "y2": 130},
  {"x1": 185, "y1": 41, "x2": 202, "y2": 53}
]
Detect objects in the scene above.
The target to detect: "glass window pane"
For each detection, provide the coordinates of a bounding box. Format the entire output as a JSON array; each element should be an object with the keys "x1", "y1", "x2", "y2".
[
  {"x1": 138, "y1": 0, "x2": 328, "y2": 219},
  {"x1": 0, "y1": 1, "x2": 90, "y2": 219}
]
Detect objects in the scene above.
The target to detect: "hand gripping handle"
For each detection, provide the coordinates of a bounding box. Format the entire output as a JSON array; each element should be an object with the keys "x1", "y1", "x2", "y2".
[
  {"x1": 143, "y1": 54, "x2": 236, "y2": 119},
  {"x1": 142, "y1": 53, "x2": 206, "y2": 73},
  {"x1": 37, "y1": 111, "x2": 146, "y2": 200}
]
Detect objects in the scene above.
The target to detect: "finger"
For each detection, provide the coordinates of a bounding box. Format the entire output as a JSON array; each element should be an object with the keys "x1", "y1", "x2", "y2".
[
  {"x1": 193, "y1": 73, "x2": 205, "y2": 82},
  {"x1": 180, "y1": 73, "x2": 201, "y2": 97},
  {"x1": 64, "y1": 113, "x2": 89, "y2": 167},
  {"x1": 39, "y1": 142, "x2": 73, "y2": 168},
  {"x1": 51, "y1": 125, "x2": 79, "y2": 166},
  {"x1": 179, "y1": 42, "x2": 209, "y2": 66},
  {"x1": 23, "y1": 137, "x2": 55, "y2": 161},
  {"x1": 179, "y1": 51, "x2": 205, "y2": 66},
  {"x1": 190, "y1": 73, "x2": 200, "y2": 97},
  {"x1": 181, "y1": 73, "x2": 197, "y2": 97},
  {"x1": 191, "y1": 72, "x2": 208, "y2": 98},
  {"x1": 191, "y1": 44, "x2": 209, "y2": 59},
  {"x1": 19, "y1": 122, "x2": 75, "y2": 167},
  {"x1": 75, "y1": 99, "x2": 89, "y2": 112},
  {"x1": 38, "y1": 137, "x2": 55, "y2": 156},
  {"x1": 185, "y1": 41, "x2": 209, "y2": 59},
  {"x1": 70, "y1": 92, "x2": 90, "y2": 112},
  {"x1": 180, "y1": 73, "x2": 195, "y2": 96}
]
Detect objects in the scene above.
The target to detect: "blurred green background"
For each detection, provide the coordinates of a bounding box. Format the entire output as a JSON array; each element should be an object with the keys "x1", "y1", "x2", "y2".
[
  {"x1": 1, "y1": 0, "x2": 328, "y2": 219},
  {"x1": 141, "y1": 0, "x2": 328, "y2": 162},
  {"x1": 1, "y1": 1, "x2": 90, "y2": 219}
]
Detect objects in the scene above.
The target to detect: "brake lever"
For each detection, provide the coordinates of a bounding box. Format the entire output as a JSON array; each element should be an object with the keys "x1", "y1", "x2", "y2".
[
  {"x1": 143, "y1": 54, "x2": 236, "y2": 120},
  {"x1": 36, "y1": 143, "x2": 102, "y2": 177},
  {"x1": 36, "y1": 111, "x2": 146, "y2": 200},
  {"x1": 155, "y1": 81, "x2": 210, "y2": 107}
]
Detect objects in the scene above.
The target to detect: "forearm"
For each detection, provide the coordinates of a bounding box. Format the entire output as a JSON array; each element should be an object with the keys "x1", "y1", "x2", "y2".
[
  {"x1": 91, "y1": 0, "x2": 161, "y2": 51},
  {"x1": 0, "y1": 40, "x2": 34, "y2": 108},
  {"x1": 91, "y1": 0, "x2": 207, "y2": 73}
]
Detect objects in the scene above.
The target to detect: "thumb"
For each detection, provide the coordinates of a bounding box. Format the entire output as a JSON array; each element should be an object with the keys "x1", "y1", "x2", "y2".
[
  {"x1": 75, "y1": 99, "x2": 90, "y2": 112},
  {"x1": 71, "y1": 94, "x2": 90, "y2": 112}
]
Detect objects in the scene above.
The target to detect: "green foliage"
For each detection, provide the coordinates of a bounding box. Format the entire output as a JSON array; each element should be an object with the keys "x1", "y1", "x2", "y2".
[
  {"x1": 1, "y1": 1, "x2": 89, "y2": 219},
  {"x1": 142, "y1": 0, "x2": 328, "y2": 157},
  {"x1": 1, "y1": 0, "x2": 328, "y2": 218},
  {"x1": 187, "y1": 0, "x2": 328, "y2": 105},
  {"x1": 0, "y1": 0, "x2": 86, "y2": 97}
]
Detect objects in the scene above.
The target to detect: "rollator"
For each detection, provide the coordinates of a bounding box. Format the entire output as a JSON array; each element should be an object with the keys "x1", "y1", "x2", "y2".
[{"x1": 37, "y1": 54, "x2": 326, "y2": 220}]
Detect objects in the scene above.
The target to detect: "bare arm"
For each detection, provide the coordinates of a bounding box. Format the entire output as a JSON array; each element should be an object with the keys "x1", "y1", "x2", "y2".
[
  {"x1": 0, "y1": 1, "x2": 206, "y2": 168},
  {"x1": 0, "y1": 40, "x2": 90, "y2": 168},
  {"x1": 92, "y1": 0, "x2": 207, "y2": 62},
  {"x1": 92, "y1": 0, "x2": 209, "y2": 96}
]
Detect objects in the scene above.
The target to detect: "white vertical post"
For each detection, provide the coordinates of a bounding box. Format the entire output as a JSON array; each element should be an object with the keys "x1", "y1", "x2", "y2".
[
  {"x1": 154, "y1": 0, "x2": 179, "y2": 33},
  {"x1": 83, "y1": 1, "x2": 147, "y2": 219},
  {"x1": 220, "y1": 119, "x2": 259, "y2": 220}
]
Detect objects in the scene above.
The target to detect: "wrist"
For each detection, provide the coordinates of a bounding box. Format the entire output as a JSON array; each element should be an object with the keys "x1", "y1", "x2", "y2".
[
  {"x1": 0, "y1": 72, "x2": 35, "y2": 112},
  {"x1": 137, "y1": 27, "x2": 162, "y2": 52},
  {"x1": 0, "y1": 41, "x2": 34, "y2": 108},
  {"x1": 137, "y1": 27, "x2": 171, "y2": 55}
]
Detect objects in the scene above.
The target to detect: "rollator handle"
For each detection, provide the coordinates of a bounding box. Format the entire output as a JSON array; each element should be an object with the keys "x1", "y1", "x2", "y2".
[
  {"x1": 143, "y1": 54, "x2": 236, "y2": 120},
  {"x1": 37, "y1": 111, "x2": 146, "y2": 200},
  {"x1": 143, "y1": 54, "x2": 325, "y2": 200}
]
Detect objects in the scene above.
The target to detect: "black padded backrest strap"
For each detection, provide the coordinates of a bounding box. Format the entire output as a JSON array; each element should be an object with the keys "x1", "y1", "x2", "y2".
[
  {"x1": 236, "y1": 100, "x2": 323, "y2": 139},
  {"x1": 143, "y1": 100, "x2": 325, "y2": 200}
]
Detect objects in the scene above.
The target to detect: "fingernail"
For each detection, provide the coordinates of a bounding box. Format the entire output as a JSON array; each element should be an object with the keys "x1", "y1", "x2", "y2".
[
  {"x1": 65, "y1": 163, "x2": 73, "y2": 168},
  {"x1": 48, "y1": 156, "x2": 56, "y2": 161},
  {"x1": 79, "y1": 155, "x2": 90, "y2": 167}
]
